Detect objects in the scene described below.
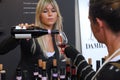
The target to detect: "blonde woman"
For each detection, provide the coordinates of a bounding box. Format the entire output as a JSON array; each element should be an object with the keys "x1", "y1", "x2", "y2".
[{"x1": 0, "y1": 0, "x2": 63, "y2": 79}]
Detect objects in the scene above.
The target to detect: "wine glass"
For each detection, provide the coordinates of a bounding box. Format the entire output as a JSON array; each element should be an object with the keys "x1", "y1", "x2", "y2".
[{"x1": 55, "y1": 31, "x2": 68, "y2": 54}]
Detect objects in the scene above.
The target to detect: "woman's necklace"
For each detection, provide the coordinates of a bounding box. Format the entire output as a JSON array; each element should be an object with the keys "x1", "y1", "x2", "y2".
[{"x1": 92, "y1": 48, "x2": 120, "y2": 80}]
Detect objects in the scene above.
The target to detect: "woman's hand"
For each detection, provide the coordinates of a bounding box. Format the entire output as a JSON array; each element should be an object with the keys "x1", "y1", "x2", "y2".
[
  {"x1": 59, "y1": 45, "x2": 69, "y2": 54},
  {"x1": 17, "y1": 23, "x2": 35, "y2": 40},
  {"x1": 18, "y1": 23, "x2": 35, "y2": 29}
]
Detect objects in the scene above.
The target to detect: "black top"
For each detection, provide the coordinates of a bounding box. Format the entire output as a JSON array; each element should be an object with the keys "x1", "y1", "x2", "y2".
[
  {"x1": 0, "y1": 36, "x2": 61, "y2": 80},
  {"x1": 64, "y1": 46, "x2": 120, "y2": 80}
]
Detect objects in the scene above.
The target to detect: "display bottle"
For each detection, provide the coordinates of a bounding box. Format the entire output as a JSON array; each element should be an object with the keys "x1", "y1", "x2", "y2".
[
  {"x1": 51, "y1": 59, "x2": 58, "y2": 80},
  {"x1": 101, "y1": 57, "x2": 105, "y2": 64},
  {"x1": 22, "y1": 70, "x2": 30, "y2": 80},
  {"x1": 0, "y1": 70, "x2": 6, "y2": 80},
  {"x1": 16, "y1": 67, "x2": 22, "y2": 80},
  {"x1": 11, "y1": 26, "x2": 59, "y2": 39},
  {"x1": 59, "y1": 61, "x2": 66, "y2": 80},
  {"x1": 38, "y1": 59, "x2": 42, "y2": 80},
  {"x1": 71, "y1": 65, "x2": 77, "y2": 80},
  {"x1": 65, "y1": 58, "x2": 71, "y2": 80},
  {"x1": 96, "y1": 60, "x2": 101, "y2": 71},
  {"x1": 33, "y1": 64, "x2": 39, "y2": 80},
  {"x1": 0, "y1": 64, "x2": 6, "y2": 80},
  {"x1": 59, "y1": 68, "x2": 66, "y2": 80},
  {"x1": 42, "y1": 61, "x2": 47, "y2": 80}
]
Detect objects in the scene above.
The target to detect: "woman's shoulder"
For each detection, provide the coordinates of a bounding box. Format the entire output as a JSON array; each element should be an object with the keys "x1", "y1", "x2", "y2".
[{"x1": 109, "y1": 60, "x2": 120, "y2": 69}]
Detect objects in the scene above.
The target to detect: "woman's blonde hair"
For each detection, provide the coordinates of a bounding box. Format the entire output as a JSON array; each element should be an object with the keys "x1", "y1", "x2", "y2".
[{"x1": 33, "y1": 0, "x2": 63, "y2": 55}]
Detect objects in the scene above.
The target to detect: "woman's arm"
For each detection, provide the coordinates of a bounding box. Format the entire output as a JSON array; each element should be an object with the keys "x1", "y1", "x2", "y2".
[
  {"x1": 0, "y1": 36, "x2": 20, "y2": 54},
  {"x1": 64, "y1": 45, "x2": 96, "y2": 80}
]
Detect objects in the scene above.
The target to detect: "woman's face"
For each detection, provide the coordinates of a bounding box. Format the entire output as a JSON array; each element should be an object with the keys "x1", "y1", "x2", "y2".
[{"x1": 40, "y1": 4, "x2": 58, "y2": 29}]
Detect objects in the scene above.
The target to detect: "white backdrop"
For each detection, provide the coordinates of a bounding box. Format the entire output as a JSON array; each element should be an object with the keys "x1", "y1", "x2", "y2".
[{"x1": 78, "y1": 0, "x2": 108, "y2": 70}]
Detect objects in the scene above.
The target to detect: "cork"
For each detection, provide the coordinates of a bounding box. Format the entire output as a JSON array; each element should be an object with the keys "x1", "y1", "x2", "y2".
[
  {"x1": 42, "y1": 61, "x2": 46, "y2": 70},
  {"x1": 66, "y1": 58, "x2": 71, "y2": 65},
  {"x1": 38, "y1": 59, "x2": 42, "y2": 67},
  {"x1": 88, "y1": 58, "x2": 92, "y2": 65},
  {"x1": 0, "y1": 64, "x2": 3, "y2": 71},
  {"x1": 53, "y1": 59, "x2": 57, "y2": 67}
]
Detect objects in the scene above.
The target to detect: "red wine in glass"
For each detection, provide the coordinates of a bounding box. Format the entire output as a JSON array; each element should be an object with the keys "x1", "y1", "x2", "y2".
[
  {"x1": 58, "y1": 44, "x2": 66, "y2": 48},
  {"x1": 55, "y1": 31, "x2": 68, "y2": 54}
]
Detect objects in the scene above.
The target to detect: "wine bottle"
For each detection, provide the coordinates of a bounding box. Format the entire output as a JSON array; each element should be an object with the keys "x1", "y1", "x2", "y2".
[
  {"x1": 22, "y1": 70, "x2": 30, "y2": 80},
  {"x1": 0, "y1": 70, "x2": 6, "y2": 80},
  {"x1": 65, "y1": 58, "x2": 71, "y2": 80},
  {"x1": 96, "y1": 60, "x2": 101, "y2": 71},
  {"x1": 38, "y1": 59, "x2": 42, "y2": 80},
  {"x1": 59, "y1": 60, "x2": 66, "y2": 80},
  {"x1": 101, "y1": 57, "x2": 105, "y2": 64},
  {"x1": 71, "y1": 65, "x2": 77, "y2": 80},
  {"x1": 11, "y1": 26, "x2": 59, "y2": 39},
  {"x1": 42, "y1": 61, "x2": 47, "y2": 80},
  {"x1": 16, "y1": 67, "x2": 22, "y2": 80},
  {"x1": 0, "y1": 64, "x2": 6, "y2": 80},
  {"x1": 33, "y1": 64, "x2": 39, "y2": 80},
  {"x1": 51, "y1": 59, "x2": 58, "y2": 80}
]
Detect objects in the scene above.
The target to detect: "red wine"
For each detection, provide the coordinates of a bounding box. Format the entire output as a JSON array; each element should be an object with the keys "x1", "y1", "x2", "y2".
[
  {"x1": 33, "y1": 64, "x2": 39, "y2": 80},
  {"x1": 0, "y1": 70, "x2": 6, "y2": 80},
  {"x1": 96, "y1": 60, "x2": 101, "y2": 71},
  {"x1": 51, "y1": 59, "x2": 59, "y2": 80},
  {"x1": 38, "y1": 59, "x2": 42, "y2": 80},
  {"x1": 16, "y1": 67, "x2": 22, "y2": 80},
  {"x1": 65, "y1": 58, "x2": 71, "y2": 80},
  {"x1": 59, "y1": 61, "x2": 66, "y2": 80},
  {"x1": 0, "y1": 64, "x2": 6, "y2": 80},
  {"x1": 58, "y1": 44, "x2": 66, "y2": 48},
  {"x1": 59, "y1": 68, "x2": 66, "y2": 80},
  {"x1": 11, "y1": 26, "x2": 59, "y2": 39},
  {"x1": 42, "y1": 61, "x2": 47, "y2": 80},
  {"x1": 22, "y1": 70, "x2": 30, "y2": 80},
  {"x1": 71, "y1": 65, "x2": 77, "y2": 80}
]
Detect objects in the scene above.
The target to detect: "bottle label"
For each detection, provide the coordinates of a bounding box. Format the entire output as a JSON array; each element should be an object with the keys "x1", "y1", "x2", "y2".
[
  {"x1": 38, "y1": 74, "x2": 42, "y2": 78},
  {"x1": 33, "y1": 72, "x2": 38, "y2": 76},
  {"x1": 52, "y1": 73, "x2": 58, "y2": 77},
  {"x1": 15, "y1": 34, "x2": 32, "y2": 39},
  {"x1": 42, "y1": 77, "x2": 47, "y2": 80},
  {"x1": 66, "y1": 66, "x2": 70, "y2": 72},
  {"x1": 16, "y1": 76, "x2": 22, "y2": 80},
  {"x1": 72, "y1": 69, "x2": 76, "y2": 75},
  {"x1": 60, "y1": 75, "x2": 65, "y2": 79}
]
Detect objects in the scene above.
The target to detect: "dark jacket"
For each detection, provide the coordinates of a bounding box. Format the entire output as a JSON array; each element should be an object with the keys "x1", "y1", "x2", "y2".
[
  {"x1": 0, "y1": 36, "x2": 60, "y2": 80},
  {"x1": 64, "y1": 46, "x2": 120, "y2": 80}
]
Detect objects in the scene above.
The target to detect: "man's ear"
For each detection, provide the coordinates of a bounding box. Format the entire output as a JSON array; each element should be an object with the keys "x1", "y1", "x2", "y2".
[{"x1": 96, "y1": 18, "x2": 103, "y2": 28}]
